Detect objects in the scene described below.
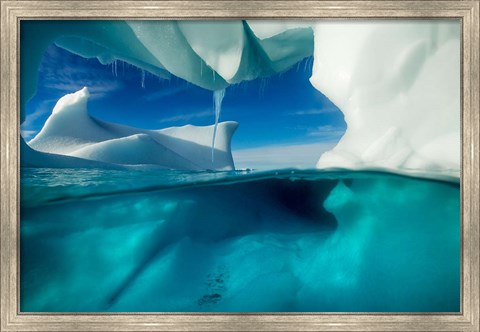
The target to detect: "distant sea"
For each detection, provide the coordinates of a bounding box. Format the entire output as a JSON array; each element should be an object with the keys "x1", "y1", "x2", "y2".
[{"x1": 20, "y1": 168, "x2": 460, "y2": 312}]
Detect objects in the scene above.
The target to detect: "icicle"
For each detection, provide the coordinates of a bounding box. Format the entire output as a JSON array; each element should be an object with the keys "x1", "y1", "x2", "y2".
[
  {"x1": 211, "y1": 88, "x2": 226, "y2": 165},
  {"x1": 114, "y1": 60, "x2": 118, "y2": 77},
  {"x1": 303, "y1": 57, "x2": 309, "y2": 72},
  {"x1": 141, "y1": 69, "x2": 145, "y2": 88},
  {"x1": 259, "y1": 78, "x2": 267, "y2": 97}
]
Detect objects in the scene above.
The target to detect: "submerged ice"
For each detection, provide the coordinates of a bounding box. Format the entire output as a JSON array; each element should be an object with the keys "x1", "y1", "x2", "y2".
[
  {"x1": 20, "y1": 169, "x2": 460, "y2": 312},
  {"x1": 25, "y1": 87, "x2": 238, "y2": 170}
]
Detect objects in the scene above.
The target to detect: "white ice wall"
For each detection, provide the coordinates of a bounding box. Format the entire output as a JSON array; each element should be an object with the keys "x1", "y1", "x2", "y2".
[{"x1": 310, "y1": 21, "x2": 460, "y2": 178}]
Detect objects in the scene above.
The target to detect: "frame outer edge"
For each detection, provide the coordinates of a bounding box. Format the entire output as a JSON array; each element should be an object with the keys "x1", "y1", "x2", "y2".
[
  {"x1": 1, "y1": 1, "x2": 479, "y2": 331},
  {"x1": 0, "y1": 0, "x2": 6, "y2": 329},
  {"x1": 2, "y1": 2, "x2": 15, "y2": 332},
  {"x1": 469, "y1": 1, "x2": 480, "y2": 331}
]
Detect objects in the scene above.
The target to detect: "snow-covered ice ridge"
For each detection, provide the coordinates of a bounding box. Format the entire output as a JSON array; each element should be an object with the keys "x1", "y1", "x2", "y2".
[
  {"x1": 22, "y1": 20, "x2": 460, "y2": 178},
  {"x1": 26, "y1": 88, "x2": 238, "y2": 170}
]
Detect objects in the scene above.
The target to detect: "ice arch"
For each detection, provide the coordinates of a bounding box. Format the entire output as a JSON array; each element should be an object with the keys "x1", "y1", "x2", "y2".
[
  {"x1": 20, "y1": 20, "x2": 314, "y2": 124},
  {"x1": 21, "y1": 20, "x2": 460, "y2": 178}
]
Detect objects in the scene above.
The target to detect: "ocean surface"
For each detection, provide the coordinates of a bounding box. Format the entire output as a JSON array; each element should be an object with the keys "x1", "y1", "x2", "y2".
[{"x1": 20, "y1": 168, "x2": 460, "y2": 312}]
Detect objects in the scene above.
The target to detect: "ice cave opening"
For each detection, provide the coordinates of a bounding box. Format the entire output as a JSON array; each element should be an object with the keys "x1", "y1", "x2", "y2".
[{"x1": 22, "y1": 29, "x2": 346, "y2": 171}]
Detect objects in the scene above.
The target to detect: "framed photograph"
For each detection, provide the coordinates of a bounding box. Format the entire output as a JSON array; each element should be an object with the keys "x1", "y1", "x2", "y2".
[{"x1": 1, "y1": 1, "x2": 479, "y2": 331}]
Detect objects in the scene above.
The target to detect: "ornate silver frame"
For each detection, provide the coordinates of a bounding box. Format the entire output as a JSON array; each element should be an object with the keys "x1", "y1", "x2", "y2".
[{"x1": 1, "y1": 1, "x2": 479, "y2": 331}]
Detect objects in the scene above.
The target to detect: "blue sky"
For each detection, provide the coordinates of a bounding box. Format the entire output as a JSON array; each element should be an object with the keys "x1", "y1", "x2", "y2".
[{"x1": 22, "y1": 44, "x2": 346, "y2": 169}]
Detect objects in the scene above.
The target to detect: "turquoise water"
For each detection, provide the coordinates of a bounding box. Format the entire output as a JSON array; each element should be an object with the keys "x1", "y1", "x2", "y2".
[{"x1": 20, "y1": 168, "x2": 460, "y2": 312}]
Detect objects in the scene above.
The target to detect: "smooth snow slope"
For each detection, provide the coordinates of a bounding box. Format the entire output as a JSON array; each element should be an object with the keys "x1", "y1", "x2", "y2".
[
  {"x1": 310, "y1": 21, "x2": 460, "y2": 178},
  {"x1": 21, "y1": 136, "x2": 117, "y2": 169},
  {"x1": 28, "y1": 88, "x2": 238, "y2": 170}
]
